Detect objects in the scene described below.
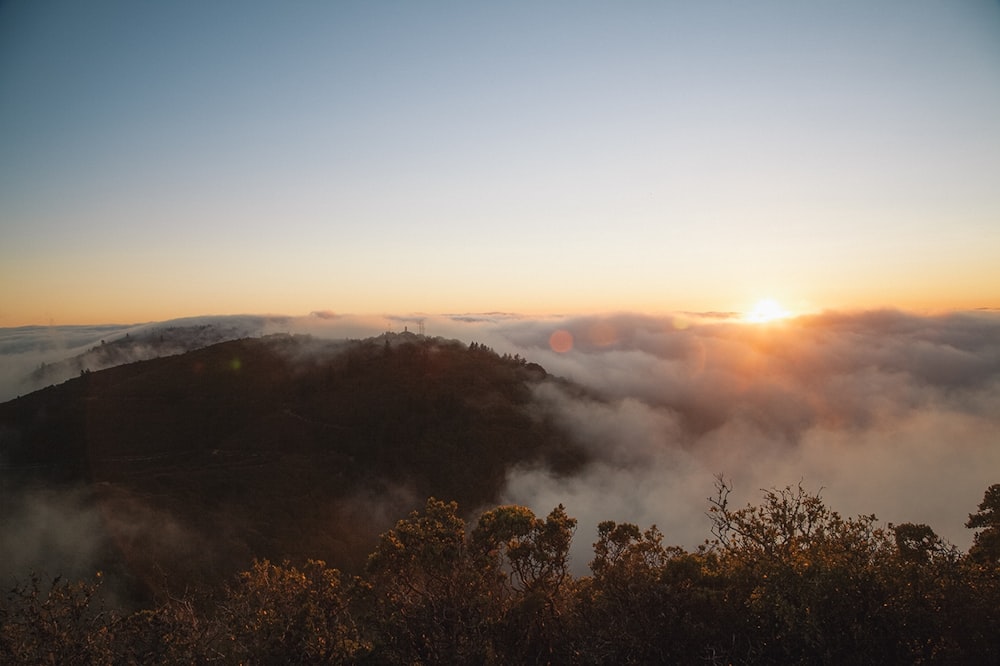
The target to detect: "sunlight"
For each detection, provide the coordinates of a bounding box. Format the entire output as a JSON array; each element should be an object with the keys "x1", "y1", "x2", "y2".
[{"x1": 746, "y1": 298, "x2": 791, "y2": 323}]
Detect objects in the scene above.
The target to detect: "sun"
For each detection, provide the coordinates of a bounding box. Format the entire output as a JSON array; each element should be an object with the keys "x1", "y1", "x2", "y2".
[{"x1": 746, "y1": 298, "x2": 791, "y2": 323}]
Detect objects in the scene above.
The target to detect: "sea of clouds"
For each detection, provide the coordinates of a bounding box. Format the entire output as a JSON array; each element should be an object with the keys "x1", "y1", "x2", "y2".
[
  {"x1": 479, "y1": 310, "x2": 1000, "y2": 563},
  {"x1": 3, "y1": 308, "x2": 999, "y2": 566}
]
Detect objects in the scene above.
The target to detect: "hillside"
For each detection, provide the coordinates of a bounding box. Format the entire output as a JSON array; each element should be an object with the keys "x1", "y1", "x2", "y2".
[{"x1": 0, "y1": 333, "x2": 586, "y2": 601}]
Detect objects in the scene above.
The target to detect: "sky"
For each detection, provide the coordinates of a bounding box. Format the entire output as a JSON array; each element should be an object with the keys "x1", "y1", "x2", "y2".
[{"x1": 2, "y1": 1, "x2": 1000, "y2": 326}]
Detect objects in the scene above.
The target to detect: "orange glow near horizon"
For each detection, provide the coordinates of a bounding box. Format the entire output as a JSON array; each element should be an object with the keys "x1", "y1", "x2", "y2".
[
  {"x1": 1, "y1": 272, "x2": 998, "y2": 328},
  {"x1": 745, "y1": 299, "x2": 792, "y2": 324}
]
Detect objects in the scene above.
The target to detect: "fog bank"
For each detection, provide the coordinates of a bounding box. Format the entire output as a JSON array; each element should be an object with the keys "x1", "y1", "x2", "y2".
[{"x1": 3, "y1": 309, "x2": 998, "y2": 569}]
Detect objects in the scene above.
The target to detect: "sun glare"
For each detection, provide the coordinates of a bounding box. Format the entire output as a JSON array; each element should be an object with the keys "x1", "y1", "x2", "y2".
[{"x1": 746, "y1": 298, "x2": 791, "y2": 323}]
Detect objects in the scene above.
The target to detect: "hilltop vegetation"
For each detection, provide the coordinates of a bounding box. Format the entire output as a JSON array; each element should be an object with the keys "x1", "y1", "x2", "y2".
[{"x1": 0, "y1": 333, "x2": 583, "y2": 600}]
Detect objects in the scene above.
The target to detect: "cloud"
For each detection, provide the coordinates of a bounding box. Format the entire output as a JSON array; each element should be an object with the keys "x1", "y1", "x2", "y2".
[
  {"x1": 3, "y1": 308, "x2": 999, "y2": 572},
  {"x1": 0, "y1": 316, "x2": 297, "y2": 402},
  {"x1": 0, "y1": 482, "x2": 210, "y2": 604},
  {"x1": 483, "y1": 309, "x2": 1000, "y2": 567},
  {"x1": 0, "y1": 486, "x2": 107, "y2": 584},
  {"x1": 0, "y1": 324, "x2": 135, "y2": 402}
]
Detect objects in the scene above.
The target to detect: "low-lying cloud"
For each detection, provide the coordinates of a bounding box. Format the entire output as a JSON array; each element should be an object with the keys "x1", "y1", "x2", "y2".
[
  {"x1": 3, "y1": 308, "x2": 999, "y2": 572},
  {"x1": 482, "y1": 310, "x2": 1000, "y2": 565}
]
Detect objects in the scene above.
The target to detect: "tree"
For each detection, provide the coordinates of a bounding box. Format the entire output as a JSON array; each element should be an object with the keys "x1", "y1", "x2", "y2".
[
  {"x1": 471, "y1": 504, "x2": 577, "y2": 663},
  {"x1": 474, "y1": 504, "x2": 575, "y2": 595},
  {"x1": 956, "y1": 485, "x2": 1000, "y2": 660},
  {"x1": 110, "y1": 592, "x2": 216, "y2": 665},
  {"x1": 474, "y1": 505, "x2": 575, "y2": 588},
  {"x1": 0, "y1": 574, "x2": 114, "y2": 665},
  {"x1": 893, "y1": 523, "x2": 949, "y2": 564},
  {"x1": 966, "y1": 484, "x2": 1000, "y2": 565},
  {"x1": 359, "y1": 498, "x2": 503, "y2": 664},
  {"x1": 216, "y1": 559, "x2": 361, "y2": 664},
  {"x1": 885, "y1": 523, "x2": 968, "y2": 662},
  {"x1": 707, "y1": 477, "x2": 900, "y2": 664},
  {"x1": 574, "y1": 521, "x2": 727, "y2": 664}
]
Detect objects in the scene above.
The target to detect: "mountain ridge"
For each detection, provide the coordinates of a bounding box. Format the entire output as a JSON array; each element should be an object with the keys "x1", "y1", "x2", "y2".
[{"x1": 0, "y1": 333, "x2": 587, "y2": 602}]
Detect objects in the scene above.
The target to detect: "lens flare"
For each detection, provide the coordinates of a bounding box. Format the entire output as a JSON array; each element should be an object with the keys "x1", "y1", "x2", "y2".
[{"x1": 549, "y1": 329, "x2": 574, "y2": 353}]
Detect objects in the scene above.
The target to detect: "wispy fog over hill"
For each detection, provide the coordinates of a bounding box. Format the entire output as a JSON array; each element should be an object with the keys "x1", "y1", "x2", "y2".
[
  {"x1": 0, "y1": 316, "x2": 291, "y2": 401},
  {"x1": 0, "y1": 332, "x2": 578, "y2": 598},
  {"x1": 2, "y1": 309, "x2": 999, "y2": 580}
]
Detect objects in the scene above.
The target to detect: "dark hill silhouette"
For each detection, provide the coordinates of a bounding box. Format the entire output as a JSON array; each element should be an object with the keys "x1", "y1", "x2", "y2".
[{"x1": 0, "y1": 333, "x2": 585, "y2": 602}]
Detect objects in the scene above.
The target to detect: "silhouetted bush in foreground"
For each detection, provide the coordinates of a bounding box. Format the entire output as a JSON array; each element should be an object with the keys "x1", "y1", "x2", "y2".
[{"x1": 4, "y1": 484, "x2": 1000, "y2": 664}]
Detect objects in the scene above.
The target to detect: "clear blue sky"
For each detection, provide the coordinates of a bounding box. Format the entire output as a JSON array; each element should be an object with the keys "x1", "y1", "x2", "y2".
[{"x1": 2, "y1": 1, "x2": 999, "y2": 324}]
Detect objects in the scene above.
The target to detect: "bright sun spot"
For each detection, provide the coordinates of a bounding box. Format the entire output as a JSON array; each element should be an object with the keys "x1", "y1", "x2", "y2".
[{"x1": 746, "y1": 298, "x2": 791, "y2": 323}]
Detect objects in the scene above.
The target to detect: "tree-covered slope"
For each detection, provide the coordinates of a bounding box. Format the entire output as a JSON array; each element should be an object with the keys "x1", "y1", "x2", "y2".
[{"x1": 0, "y1": 333, "x2": 585, "y2": 599}]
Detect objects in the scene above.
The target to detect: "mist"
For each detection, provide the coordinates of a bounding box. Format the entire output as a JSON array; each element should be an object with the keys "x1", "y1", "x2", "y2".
[
  {"x1": 2, "y1": 308, "x2": 999, "y2": 573},
  {"x1": 482, "y1": 309, "x2": 1000, "y2": 566}
]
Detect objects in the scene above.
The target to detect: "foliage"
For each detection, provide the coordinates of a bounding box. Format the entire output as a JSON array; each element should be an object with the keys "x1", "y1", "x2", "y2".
[
  {"x1": 574, "y1": 521, "x2": 728, "y2": 664},
  {"x1": 216, "y1": 559, "x2": 361, "y2": 664},
  {"x1": 359, "y1": 498, "x2": 502, "y2": 663},
  {"x1": 966, "y1": 483, "x2": 1000, "y2": 565},
  {"x1": 709, "y1": 478, "x2": 906, "y2": 662},
  {"x1": 473, "y1": 504, "x2": 578, "y2": 662},
  {"x1": 3, "y1": 484, "x2": 999, "y2": 664},
  {"x1": 0, "y1": 574, "x2": 114, "y2": 665}
]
